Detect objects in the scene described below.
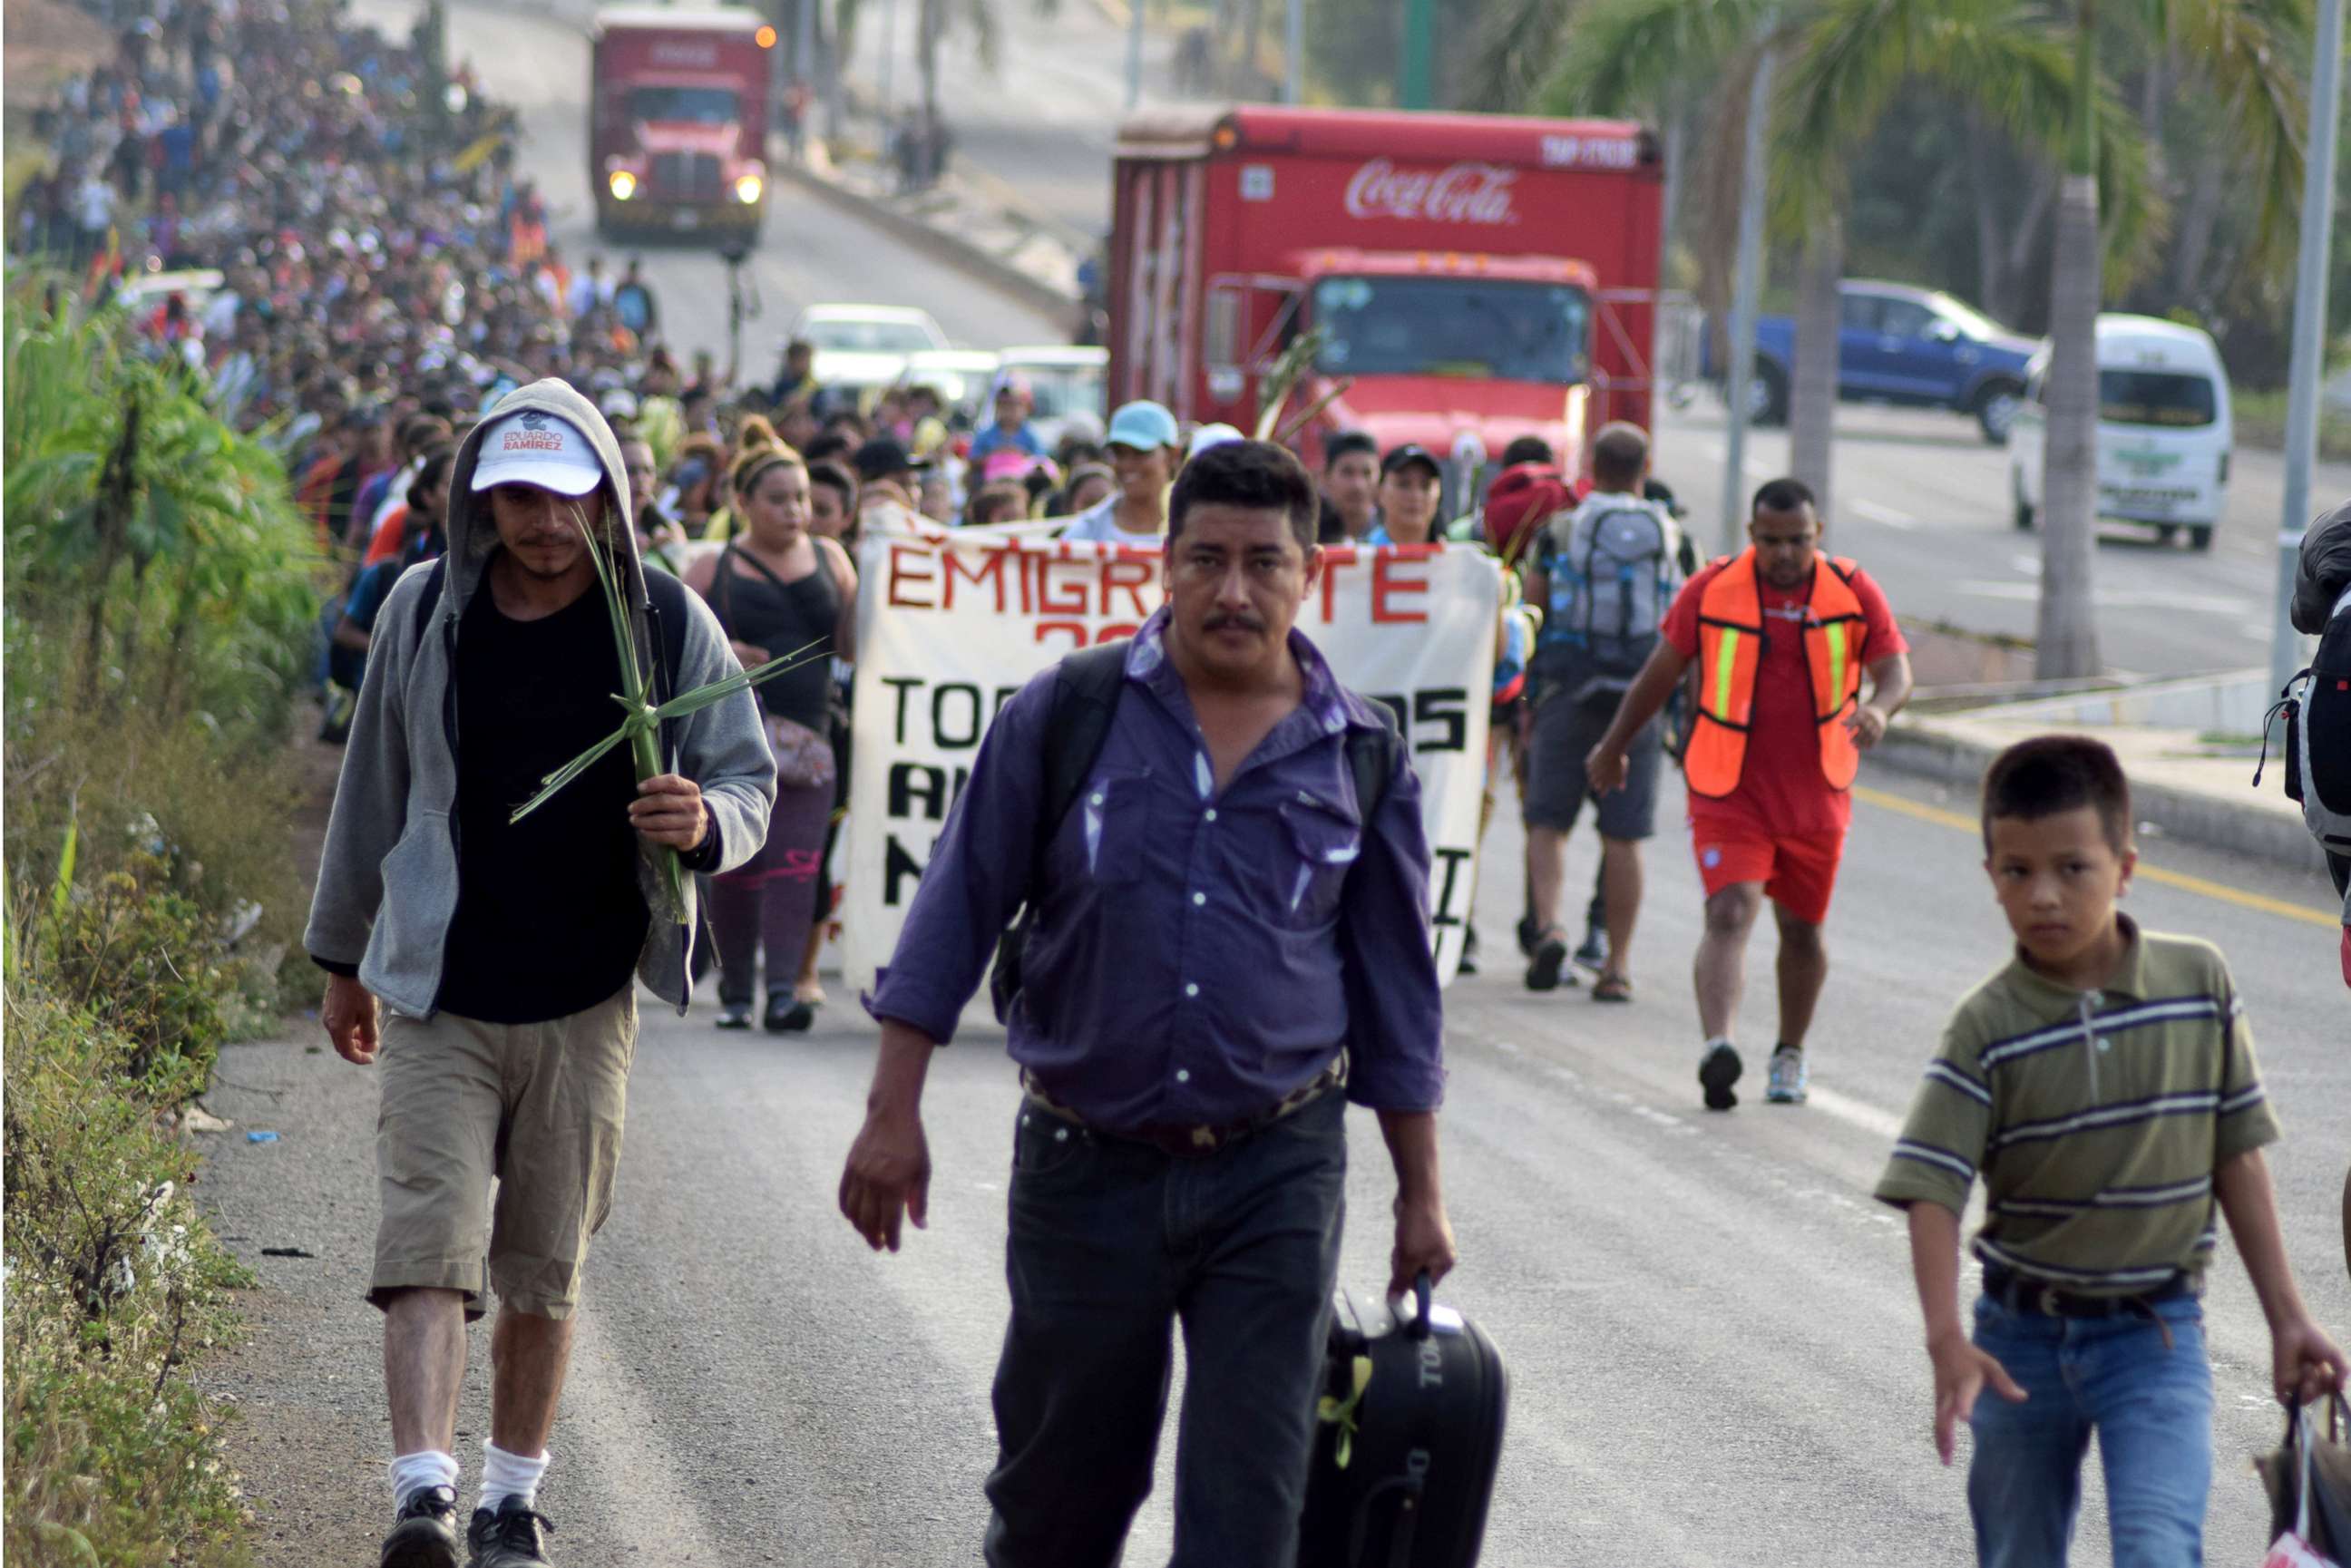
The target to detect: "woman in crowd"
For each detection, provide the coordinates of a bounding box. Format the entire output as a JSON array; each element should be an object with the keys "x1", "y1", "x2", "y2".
[
  {"x1": 1058, "y1": 400, "x2": 1179, "y2": 543},
  {"x1": 668, "y1": 433, "x2": 725, "y2": 537},
  {"x1": 684, "y1": 444, "x2": 858, "y2": 1031}
]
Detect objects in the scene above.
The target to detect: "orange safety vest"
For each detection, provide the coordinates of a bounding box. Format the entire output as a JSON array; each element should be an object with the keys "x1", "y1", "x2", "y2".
[{"x1": 1683, "y1": 547, "x2": 1869, "y2": 800}]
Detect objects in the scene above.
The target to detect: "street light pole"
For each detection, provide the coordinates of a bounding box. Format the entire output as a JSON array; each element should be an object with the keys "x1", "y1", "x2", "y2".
[
  {"x1": 1721, "y1": 44, "x2": 1776, "y2": 553},
  {"x1": 1127, "y1": 0, "x2": 1144, "y2": 110},
  {"x1": 879, "y1": 0, "x2": 898, "y2": 117},
  {"x1": 1284, "y1": 0, "x2": 1302, "y2": 105},
  {"x1": 2269, "y1": 0, "x2": 2345, "y2": 709}
]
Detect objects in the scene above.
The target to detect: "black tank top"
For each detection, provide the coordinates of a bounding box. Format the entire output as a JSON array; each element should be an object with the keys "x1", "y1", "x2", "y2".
[{"x1": 712, "y1": 541, "x2": 840, "y2": 732}]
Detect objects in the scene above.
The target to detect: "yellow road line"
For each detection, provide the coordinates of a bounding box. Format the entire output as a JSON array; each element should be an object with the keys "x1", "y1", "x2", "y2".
[{"x1": 1851, "y1": 785, "x2": 2339, "y2": 930}]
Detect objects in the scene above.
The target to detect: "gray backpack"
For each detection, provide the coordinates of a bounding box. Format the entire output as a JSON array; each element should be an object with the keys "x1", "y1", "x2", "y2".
[{"x1": 1543, "y1": 501, "x2": 1678, "y2": 696}]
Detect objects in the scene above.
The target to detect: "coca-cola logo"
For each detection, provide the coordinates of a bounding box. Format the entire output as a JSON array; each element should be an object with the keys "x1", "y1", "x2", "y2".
[{"x1": 1342, "y1": 160, "x2": 1518, "y2": 226}]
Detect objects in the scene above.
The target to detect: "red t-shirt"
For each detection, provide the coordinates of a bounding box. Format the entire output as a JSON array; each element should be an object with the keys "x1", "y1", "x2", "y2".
[
  {"x1": 1662, "y1": 556, "x2": 1908, "y2": 835},
  {"x1": 362, "y1": 504, "x2": 410, "y2": 568}
]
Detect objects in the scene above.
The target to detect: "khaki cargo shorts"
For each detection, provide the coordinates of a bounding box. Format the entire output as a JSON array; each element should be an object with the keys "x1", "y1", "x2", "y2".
[{"x1": 370, "y1": 988, "x2": 638, "y2": 1321}]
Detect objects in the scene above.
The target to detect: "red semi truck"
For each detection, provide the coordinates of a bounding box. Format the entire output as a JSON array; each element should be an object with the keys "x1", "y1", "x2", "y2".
[
  {"x1": 1107, "y1": 106, "x2": 1662, "y2": 484},
  {"x1": 590, "y1": 5, "x2": 773, "y2": 241}
]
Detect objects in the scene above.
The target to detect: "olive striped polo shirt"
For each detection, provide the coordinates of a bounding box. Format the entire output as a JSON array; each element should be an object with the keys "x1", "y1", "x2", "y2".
[{"x1": 1873, "y1": 916, "x2": 2280, "y2": 1296}]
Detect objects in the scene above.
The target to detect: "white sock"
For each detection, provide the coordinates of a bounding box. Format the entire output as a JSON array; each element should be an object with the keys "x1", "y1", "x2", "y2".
[
  {"x1": 1702, "y1": 1036, "x2": 1735, "y2": 1057},
  {"x1": 388, "y1": 1448, "x2": 461, "y2": 1513},
  {"x1": 479, "y1": 1441, "x2": 550, "y2": 1514}
]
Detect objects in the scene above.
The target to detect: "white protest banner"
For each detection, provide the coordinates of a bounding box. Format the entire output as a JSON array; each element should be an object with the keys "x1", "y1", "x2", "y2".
[{"x1": 843, "y1": 530, "x2": 1499, "y2": 996}]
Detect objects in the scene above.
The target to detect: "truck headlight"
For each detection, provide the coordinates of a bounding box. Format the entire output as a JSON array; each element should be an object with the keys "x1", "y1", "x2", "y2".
[
  {"x1": 734, "y1": 174, "x2": 763, "y2": 204},
  {"x1": 608, "y1": 170, "x2": 637, "y2": 201}
]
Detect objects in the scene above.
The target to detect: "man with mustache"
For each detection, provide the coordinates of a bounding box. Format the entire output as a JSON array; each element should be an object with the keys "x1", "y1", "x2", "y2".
[{"x1": 841, "y1": 438, "x2": 1456, "y2": 1567}]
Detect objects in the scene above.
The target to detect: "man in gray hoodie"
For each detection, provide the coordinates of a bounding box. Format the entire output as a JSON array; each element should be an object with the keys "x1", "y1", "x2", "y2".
[{"x1": 304, "y1": 380, "x2": 776, "y2": 1568}]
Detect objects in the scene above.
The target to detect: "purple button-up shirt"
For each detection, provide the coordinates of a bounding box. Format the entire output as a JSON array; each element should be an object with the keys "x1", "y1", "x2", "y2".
[{"x1": 866, "y1": 608, "x2": 1446, "y2": 1132}]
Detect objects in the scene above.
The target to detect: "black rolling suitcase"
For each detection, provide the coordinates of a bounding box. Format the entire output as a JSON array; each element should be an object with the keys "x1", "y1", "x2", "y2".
[{"x1": 1296, "y1": 1274, "x2": 1507, "y2": 1568}]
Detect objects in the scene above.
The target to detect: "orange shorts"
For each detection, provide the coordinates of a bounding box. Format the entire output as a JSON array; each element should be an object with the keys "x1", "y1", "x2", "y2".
[{"x1": 1688, "y1": 811, "x2": 1847, "y2": 925}]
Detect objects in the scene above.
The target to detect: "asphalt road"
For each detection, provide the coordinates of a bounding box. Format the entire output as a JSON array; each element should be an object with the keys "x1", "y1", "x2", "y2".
[{"x1": 202, "y1": 757, "x2": 2349, "y2": 1565}]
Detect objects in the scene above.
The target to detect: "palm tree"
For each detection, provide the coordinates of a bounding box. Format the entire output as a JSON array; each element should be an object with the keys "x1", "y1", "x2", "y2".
[
  {"x1": 1777, "y1": 0, "x2": 2307, "y2": 678},
  {"x1": 1539, "y1": 0, "x2": 2151, "y2": 541},
  {"x1": 907, "y1": 0, "x2": 1060, "y2": 176}
]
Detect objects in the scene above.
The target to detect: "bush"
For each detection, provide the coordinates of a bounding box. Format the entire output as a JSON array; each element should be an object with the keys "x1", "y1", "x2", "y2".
[
  {"x1": 2, "y1": 981, "x2": 254, "y2": 1568},
  {"x1": 1, "y1": 278, "x2": 322, "y2": 1568}
]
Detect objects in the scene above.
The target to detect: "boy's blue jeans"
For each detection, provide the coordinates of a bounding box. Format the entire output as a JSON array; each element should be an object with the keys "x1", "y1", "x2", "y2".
[
  {"x1": 1967, "y1": 1290, "x2": 2214, "y2": 1568},
  {"x1": 981, "y1": 1088, "x2": 1348, "y2": 1568}
]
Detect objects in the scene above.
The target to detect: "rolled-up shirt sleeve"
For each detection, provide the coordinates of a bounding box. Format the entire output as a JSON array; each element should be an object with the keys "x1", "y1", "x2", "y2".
[
  {"x1": 1338, "y1": 745, "x2": 1446, "y2": 1111},
  {"x1": 863, "y1": 670, "x2": 1050, "y2": 1045}
]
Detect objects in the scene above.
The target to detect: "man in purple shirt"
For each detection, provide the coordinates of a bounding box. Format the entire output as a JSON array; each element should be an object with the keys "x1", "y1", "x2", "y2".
[{"x1": 839, "y1": 439, "x2": 1456, "y2": 1568}]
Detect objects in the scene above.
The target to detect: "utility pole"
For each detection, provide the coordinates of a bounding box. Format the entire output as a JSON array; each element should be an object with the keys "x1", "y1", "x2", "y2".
[
  {"x1": 880, "y1": 0, "x2": 899, "y2": 117},
  {"x1": 2269, "y1": 0, "x2": 2345, "y2": 710},
  {"x1": 1127, "y1": 0, "x2": 1144, "y2": 110},
  {"x1": 795, "y1": 0, "x2": 815, "y2": 104},
  {"x1": 1720, "y1": 45, "x2": 1775, "y2": 552},
  {"x1": 1285, "y1": 0, "x2": 1302, "y2": 104},
  {"x1": 1400, "y1": 0, "x2": 1433, "y2": 109}
]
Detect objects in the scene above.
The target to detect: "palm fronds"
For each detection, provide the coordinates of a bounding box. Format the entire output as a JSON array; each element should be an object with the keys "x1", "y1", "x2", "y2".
[{"x1": 503, "y1": 503, "x2": 828, "y2": 926}]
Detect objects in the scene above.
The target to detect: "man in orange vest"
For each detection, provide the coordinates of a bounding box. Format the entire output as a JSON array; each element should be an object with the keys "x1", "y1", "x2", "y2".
[{"x1": 1585, "y1": 478, "x2": 1912, "y2": 1111}]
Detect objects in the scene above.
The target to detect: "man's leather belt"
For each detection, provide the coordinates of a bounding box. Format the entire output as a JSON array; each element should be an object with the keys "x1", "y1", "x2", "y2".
[{"x1": 1021, "y1": 1058, "x2": 1346, "y2": 1159}]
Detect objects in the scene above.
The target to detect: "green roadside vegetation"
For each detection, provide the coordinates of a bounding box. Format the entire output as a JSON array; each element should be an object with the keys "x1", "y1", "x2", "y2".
[
  {"x1": 2232, "y1": 387, "x2": 2351, "y2": 464},
  {"x1": 4, "y1": 277, "x2": 327, "y2": 1566}
]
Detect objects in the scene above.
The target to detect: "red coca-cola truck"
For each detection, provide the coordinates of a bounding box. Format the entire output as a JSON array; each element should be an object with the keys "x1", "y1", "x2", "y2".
[
  {"x1": 590, "y1": 5, "x2": 773, "y2": 241},
  {"x1": 1107, "y1": 105, "x2": 1662, "y2": 483}
]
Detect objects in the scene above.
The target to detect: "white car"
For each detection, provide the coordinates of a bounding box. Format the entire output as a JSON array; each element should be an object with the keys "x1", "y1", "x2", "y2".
[
  {"x1": 787, "y1": 304, "x2": 951, "y2": 392},
  {"x1": 2008, "y1": 315, "x2": 2234, "y2": 551},
  {"x1": 994, "y1": 344, "x2": 1108, "y2": 452},
  {"x1": 902, "y1": 348, "x2": 1003, "y2": 424}
]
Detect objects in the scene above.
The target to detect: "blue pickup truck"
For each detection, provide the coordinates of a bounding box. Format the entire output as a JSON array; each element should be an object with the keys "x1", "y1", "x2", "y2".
[{"x1": 1710, "y1": 280, "x2": 2043, "y2": 443}]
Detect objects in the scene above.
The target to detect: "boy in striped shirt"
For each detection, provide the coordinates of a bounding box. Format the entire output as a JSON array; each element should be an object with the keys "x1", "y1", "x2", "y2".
[{"x1": 1875, "y1": 735, "x2": 2345, "y2": 1565}]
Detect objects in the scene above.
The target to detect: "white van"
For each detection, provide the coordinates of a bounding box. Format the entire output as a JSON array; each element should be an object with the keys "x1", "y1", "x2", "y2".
[{"x1": 2007, "y1": 314, "x2": 2233, "y2": 550}]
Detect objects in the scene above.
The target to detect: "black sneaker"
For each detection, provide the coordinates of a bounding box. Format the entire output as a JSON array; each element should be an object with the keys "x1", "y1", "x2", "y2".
[
  {"x1": 1699, "y1": 1040, "x2": 1743, "y2": 1112},
  {"x1": 1457, "y1": 923, "x2": 1481, "y2": 976},
  {"x1": 1525, "y1": 931, "x2": 1569, "y2": 992},
  {"x1": 381, "y1": 1485, "x2": 462, "y2": 1568},
  {"x1": 764, "y1": 992, "x2": 815, "y2": 1033},
  {"x1": 467, "y1": 1498, "x2": 555, "y2": 1567},
  {"x1": 1572, "y1": 925, "x2": 1609, "y2": 975},
  {"x1": 1515, "y1": 913, "x2": 1542, "y2": 958},
  {"x1": 714, "y1": 1001, "x2": 752, "y2": 1030}
]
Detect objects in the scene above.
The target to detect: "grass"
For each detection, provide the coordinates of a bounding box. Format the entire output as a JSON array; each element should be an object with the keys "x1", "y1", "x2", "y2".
[
  {"x1": 3, "y1": 973, "x2": 258, "y2": 1567},
  {"x1": 2232, "y1": 386, "x2": 2351, "y2": 463}
]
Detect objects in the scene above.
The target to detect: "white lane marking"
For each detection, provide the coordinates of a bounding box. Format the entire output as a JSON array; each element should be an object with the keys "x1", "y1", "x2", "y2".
[
  {"x1": 1806, "y1": 1086, "x2": 1905, "y2": 1142},
  {"x1": 1953, "y1": 581, "x2": 2254, "y2": 616},
  {"x1": 1850, "y1": 499, "x2": 1918, "y2": 531}
]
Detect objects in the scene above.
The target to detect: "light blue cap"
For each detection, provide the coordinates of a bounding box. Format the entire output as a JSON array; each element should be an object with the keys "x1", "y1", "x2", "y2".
[{"x1": 1105, "y1": 399, "x2": 1180, "y2": 452}]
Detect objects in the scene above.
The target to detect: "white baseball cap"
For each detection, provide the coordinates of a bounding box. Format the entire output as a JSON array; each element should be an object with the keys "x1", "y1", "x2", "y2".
[
  {"x1": 1186, "y1": 422, "x2": 1244, "y2": 460},
  {"x1": 470, "y1": 408, "x2": 605, "y2": 495}
]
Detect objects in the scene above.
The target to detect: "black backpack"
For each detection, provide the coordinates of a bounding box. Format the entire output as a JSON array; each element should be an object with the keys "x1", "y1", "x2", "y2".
[
  {"x1": 410, "y1": 555, "x2": 696, "y2": 746},
  {"x1": 2258, "y1": 588, "x2": 2351, "y2": 908},
  {"x1": 989, "y1": 640, "x2": 1401, "y2": 1024}
]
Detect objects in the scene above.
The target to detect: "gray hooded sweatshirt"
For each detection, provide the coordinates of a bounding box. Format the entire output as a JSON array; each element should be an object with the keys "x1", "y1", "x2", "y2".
[{"x1": 304, "y1": 378, "x2": 777, "y2": 1018}]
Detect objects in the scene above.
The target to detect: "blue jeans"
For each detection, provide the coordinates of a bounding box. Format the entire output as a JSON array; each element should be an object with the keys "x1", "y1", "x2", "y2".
[
  {"x1": 982, "y1": 1088, "x2": 1348, "y2": 1568},
  {"x1": 1967, "y1": 1291, "x2": 2214, "y2": 1568}
]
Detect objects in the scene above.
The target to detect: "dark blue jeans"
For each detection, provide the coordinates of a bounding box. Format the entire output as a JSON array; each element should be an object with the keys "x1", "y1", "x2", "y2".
[{"x1": 982, "y1": 1087, "x2": 1348, "y2": 1568}]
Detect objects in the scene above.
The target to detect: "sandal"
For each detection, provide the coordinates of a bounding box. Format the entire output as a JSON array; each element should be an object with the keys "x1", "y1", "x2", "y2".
[{"x1": 1591, "y1": 972, "x2": 1634, "y2": 1003}]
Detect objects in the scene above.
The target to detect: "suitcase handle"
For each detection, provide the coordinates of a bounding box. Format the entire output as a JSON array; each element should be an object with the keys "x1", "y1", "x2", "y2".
[{"x1": 1407, "y1": 1271, "x2": 1433, "y2": 1341}]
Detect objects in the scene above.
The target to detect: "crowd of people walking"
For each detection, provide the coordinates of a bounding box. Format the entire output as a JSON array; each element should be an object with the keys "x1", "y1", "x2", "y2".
[{"x1": 16, "y1": 4, "x2": 2350, "y2": 1566}]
